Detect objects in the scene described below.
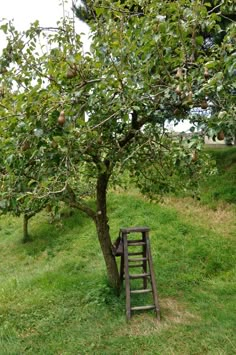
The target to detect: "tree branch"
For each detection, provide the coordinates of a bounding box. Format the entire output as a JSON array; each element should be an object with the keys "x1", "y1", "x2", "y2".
[
  {"x1": 76, "y1": 78, "x2": 101, "y2": 89},
  {"x1": 118, "y1": 116, "x2": 149, "y2": 148},
  {"x1": 63, "y1": 185, "x2": 96, "y2": 220},
  {"x1": 208, "y1": 2, "x2": 224, "y2": 15},
  {"x1": 91, "y1": 111, "x2": 119, "y2": 130}
]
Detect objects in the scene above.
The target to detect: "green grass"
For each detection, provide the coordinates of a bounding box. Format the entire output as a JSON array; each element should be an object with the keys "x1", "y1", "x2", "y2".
[
  {"x1": 200, "y1": 147, "x2": 236, "y2": 206},
  {"x1": 0, "y1": 191, "x2": 236, "y2": 354}
]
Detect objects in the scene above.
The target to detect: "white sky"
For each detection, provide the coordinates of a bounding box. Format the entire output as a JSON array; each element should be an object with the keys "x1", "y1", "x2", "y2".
[
  {"x1": 1, "y1": 0, "x2": 65, "y2": 29},
  {"x1": 0, "y1": 0, "x2": 88, "y2": 30},
  {"x1": 0, "y1": 0, "x2": 90, "y2": 50}
]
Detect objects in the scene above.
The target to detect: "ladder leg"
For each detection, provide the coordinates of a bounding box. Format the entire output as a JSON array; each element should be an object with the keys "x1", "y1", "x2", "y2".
[
  {"x1": 142, "y1": 232, "x2": 147, "y2": 289},
  {"x1": 123, "y1": 232, "x2": 131, "y2": 321},
  {"x1": 146, "y1": 235, "x2": 161, "y2": 320},
  {"x1": 120, "y1": 253, "x2": 124, "y2": 285}
]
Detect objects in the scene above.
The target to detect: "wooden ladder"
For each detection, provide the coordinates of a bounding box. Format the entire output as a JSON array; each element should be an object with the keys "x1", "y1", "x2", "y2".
[{"x1": 118, "y1": 227, "x2": 160, "y2": 321}]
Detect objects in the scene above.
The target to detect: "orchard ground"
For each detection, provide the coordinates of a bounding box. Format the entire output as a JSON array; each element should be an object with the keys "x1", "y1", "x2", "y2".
[{"x1": 0, "y1": 148, "x2": 235, "y2": 354}]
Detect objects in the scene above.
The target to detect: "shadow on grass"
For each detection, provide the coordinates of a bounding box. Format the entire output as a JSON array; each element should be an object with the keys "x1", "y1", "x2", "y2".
[{"x1": 23, "y1": 207, "x2": 92, "y2": 257}]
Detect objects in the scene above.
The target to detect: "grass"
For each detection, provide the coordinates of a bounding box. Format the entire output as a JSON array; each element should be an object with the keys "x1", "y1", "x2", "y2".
[
  {"x1": 0, "y1": 189, "x2": 236, "y2": 354},
  {"x1": 200, "y1": 147, "x2": 236, "y2": 206}
]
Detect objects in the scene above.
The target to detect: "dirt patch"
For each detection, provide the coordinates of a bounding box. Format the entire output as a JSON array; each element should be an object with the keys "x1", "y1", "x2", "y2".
[
  {"x1": 118, "y1": 297, "x2": 200, "y2": 337},
  {"x1": 161, "y1": 297, "x2": 199, "y2": 325}
]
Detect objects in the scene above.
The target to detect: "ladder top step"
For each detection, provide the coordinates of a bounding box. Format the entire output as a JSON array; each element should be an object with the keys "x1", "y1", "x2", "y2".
[
  {"x1": 120, "y1": 227, "x2": 150, "y2": 233},
  {"x1": 131, "y1": 305, "x2": 155, "y2": 311},
  {"x1": 129, "y1": 273, "x2": 150, "y2": 279},
  {"x1": 131, "y1": 288, "x2": 152, "y2": 294}
]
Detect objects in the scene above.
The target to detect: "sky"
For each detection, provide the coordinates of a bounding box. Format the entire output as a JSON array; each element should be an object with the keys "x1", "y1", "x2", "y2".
[
  {"x1": 0, "y1": 0, "x2": 191, "y2": 132},
  {"x1": 0, "y1": 0, "x2": 90, "y2": 50},
  {"x1": 1, "y1": 0, "x2": 65, "y2": 29},
  {"x1": 0, "y1": 0, "x2": 87, "y2": 30}
]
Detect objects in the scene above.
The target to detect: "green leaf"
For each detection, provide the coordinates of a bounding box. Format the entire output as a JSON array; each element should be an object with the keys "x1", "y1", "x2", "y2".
[
  {"x1": 205, "y1": 61, "x2": 218, "y2": 69},
  {"x1": 196, "y1": 36, "x2": 204, "y2": 46},
  {"x1": 0, "y1": 23, "x2": 8, "y2": 34},
  {"x1": 95, "y1": 7, "x2": 105, "y2": 17}
]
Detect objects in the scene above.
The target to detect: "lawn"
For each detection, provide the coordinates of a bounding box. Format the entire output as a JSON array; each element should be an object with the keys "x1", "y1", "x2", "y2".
[{"x1": 0, "y1": 188, "x2": 235, "y2": 354}]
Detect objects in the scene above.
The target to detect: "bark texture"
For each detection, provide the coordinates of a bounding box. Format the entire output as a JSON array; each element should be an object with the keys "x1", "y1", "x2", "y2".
[{"x1": 95, "y1": 172, "x2": 120, "y2": 293}]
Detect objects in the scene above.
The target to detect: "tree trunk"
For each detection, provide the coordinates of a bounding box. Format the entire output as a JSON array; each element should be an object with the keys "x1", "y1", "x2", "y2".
[
  {"x1": 23, "y1": 214, "x2": 30, "y2": 243},
  {"x1": 95, "y1": 172, "x2": 120, "y2": 294}
]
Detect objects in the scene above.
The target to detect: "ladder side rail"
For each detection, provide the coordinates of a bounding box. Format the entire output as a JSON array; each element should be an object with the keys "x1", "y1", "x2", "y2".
[
  {"x1": 123, "y1": 232, "x2": 131, "y2": 321},
  {"x1": 120, "y1": 253, "x2": 124, "y2": 285},
  {"x1": 142, "y1": 231, "x2": 148, "y2": 289},
  {"x1": 146, "y1": 235, "x2": 161, "y2": 320}
]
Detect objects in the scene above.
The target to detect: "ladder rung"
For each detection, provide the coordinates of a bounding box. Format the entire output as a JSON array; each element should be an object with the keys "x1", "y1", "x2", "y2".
[
  {"x1": 128, "y1": 241, "x2": 145, "y2": 246},
  {"x1": 128, "y1": 257, "x2": 147, "y2": 262},
  {"x1": 129, "y1": 273, "x2": 150, "y2": 279},
  {"x1": 128, "y1": 263, "x2": 144, "y2": 268},
  {"x1": 128, "y1": 252, "x2": 143, "y2": 256},
  {"x1": 128, "y1": 239, "x2": 144, "y2": 244},
  {"x1": 131, "y1": 305, "x2": 155, "y2": 311},
  {"x1": 128, "y1": 243, "x2": 145, "y2": 246},
  {"x1": 131, "y1": 288, "x2": 152, "y2": 294}
]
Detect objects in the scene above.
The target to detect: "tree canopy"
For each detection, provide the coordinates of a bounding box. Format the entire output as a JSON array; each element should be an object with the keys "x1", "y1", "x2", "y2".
[{"x1": 0, "y1": 0, "x2": 235, "y2": 290}]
